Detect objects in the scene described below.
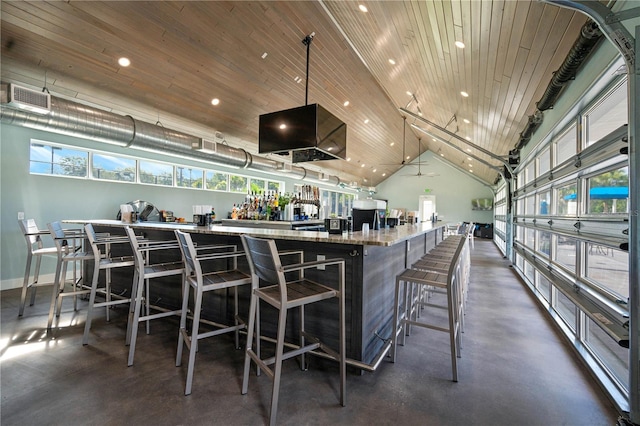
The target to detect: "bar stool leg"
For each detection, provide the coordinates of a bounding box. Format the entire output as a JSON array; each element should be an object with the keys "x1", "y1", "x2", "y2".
[
  {"x1": 127, "y1": 271, "x2": 146, "y2": 366},
  {"x1": 19, "y1": 253, "x2": 34, "y2": 317},
  {"x1": 82, "y1": 259, "x2": 102, "y2": 345},
  {"x1": 47, "y1": 259, "x2": 64, "y2": 329},
  {"x1": 175, "y1": 279, "x2": 191, "y2": 369},
  {"x1": 299, "y1": 305, "x2": 306, "y2": 370},
  {"x1": 56, "y1": 261, "x2": 70, "y2": 318},
  {"x1": 125, "y1": 269, "x2": 139, "y2": 346},
  {"x1": 391, "y1": 276, "x2": 401, "y2": 363},
  {"x1": 269, "y1": 307, "x2": 288, "y2": 426},
  {"x1": 241, "y1": 288, "x2": 258, "y2": 394},
  {"x1": 338, "y1": 277, "x2": 346, "y2": 406},
  {"x1": 183, "y1": 286, "x2": 203, "y2": 396},
  {"x1": 234, "y1": 287, "x2": 240, "y2": 349}
]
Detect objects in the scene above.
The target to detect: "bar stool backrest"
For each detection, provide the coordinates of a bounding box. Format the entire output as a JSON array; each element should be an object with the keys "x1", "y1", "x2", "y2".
[
  {"x1": 84, "y1": 224, "x2": 101, "y2": 258},
  {"x1": 174, "y1": 230, "x2": 203, "y2": 279},
  {"x1": 241, "y1": 235, "x2": 286, "y2": 295},
  {"x1": 124, "y1": 227, "x2": 143, "y2": 267},
  {"x1": 47, "y1": 221, "x2": 70, "y2": 253},
  {"x1": 20, "y1": 219, "x2": 44, "y2": 249}
]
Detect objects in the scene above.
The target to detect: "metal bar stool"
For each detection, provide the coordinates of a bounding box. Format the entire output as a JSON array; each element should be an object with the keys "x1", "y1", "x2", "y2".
[
  {"x1": 240, "y1": 234, "x2": 346, "y2": 426},
  {"x1": 391, "y1": 236, "x2": 466, "y2": 382},
  {"x1": 46, "y1": 221, "x2": 94, "y2": 330},
  {"x1": 125, "y1": 226, "x2": 185, "y2": 366},
  {"x1": 174, "y1": 230, "x2": 251, "y2": 396},
  {"x1": 18, "y1": 219, "x2": 58, "y2": 317},
  {"x1": 82, "y1": 223, "x2": 135, "y2": 345}
]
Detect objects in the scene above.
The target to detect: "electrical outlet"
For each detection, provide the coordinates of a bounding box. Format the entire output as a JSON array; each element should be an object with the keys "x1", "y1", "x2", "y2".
[
  {"x1": 17, "y1": 211, "x2": 24, "y2": 220},
  {"x1": 317, "y1": 254, "x2": 325, "y2": 270}
]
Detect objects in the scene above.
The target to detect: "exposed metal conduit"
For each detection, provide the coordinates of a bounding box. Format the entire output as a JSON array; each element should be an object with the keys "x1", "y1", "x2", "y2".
[
  {"x1": 0, "y1": 95, "x2": 344, "y2": 187},
  {"x1": 514, "y1": 19, "x2": 603, "y2": 151}
]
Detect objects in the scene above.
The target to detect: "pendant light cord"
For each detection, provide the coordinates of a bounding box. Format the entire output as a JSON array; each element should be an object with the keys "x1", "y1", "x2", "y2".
[{"x1": 302, "y1": 32, "x2": 315, "y2": 106}]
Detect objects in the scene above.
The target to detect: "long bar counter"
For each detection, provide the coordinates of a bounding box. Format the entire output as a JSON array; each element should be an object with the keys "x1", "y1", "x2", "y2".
[{"x1": 67, "y1": 219, "x2": 444, "y2": 367}]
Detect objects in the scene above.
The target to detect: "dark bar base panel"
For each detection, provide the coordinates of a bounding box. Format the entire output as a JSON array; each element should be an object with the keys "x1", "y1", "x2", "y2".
[{"x1": 90, "y1": 223, "x2": 442, "y2": 365}]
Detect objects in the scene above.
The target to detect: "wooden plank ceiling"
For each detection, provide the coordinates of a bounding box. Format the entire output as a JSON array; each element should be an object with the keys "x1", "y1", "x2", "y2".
[{"x1": 0, "y1": 1, "x2": 589, "y2": 186}]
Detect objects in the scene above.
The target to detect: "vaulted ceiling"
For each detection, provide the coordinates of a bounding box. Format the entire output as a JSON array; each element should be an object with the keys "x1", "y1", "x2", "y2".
[{"x1": 1, "y1": 1, "x2": 593, "y2": 186}]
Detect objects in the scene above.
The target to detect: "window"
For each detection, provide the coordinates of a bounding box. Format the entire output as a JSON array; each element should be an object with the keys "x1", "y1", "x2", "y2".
[
  {"x1": 524, "y1": 259, "x2": 534, "y2": 283},
  {"x1": 268, "y1": 181, "x2": 281, "y2": 193},
  {"x1": 525, "y1": 195, "x2": 535, "y2": 215},
  {"x1": 525, "y1": 228, "x2": 535, "y2": 250},
  {"x1": 587, "y1": 166, "x2": 628, "y2": 215},
  {"x1": 30, "y1": 142, "x2": 87, "y2": 177},
  {"x1": 584, "y1": 81, "x2": 627, "y2": 147},
  {"x1": 536, "y1": 272, "x2": 551, "y2": 302},
  {"x1": 249, "y1": 178, "x2": 266, "y2": 194},
  {"x1": 538, "y1": 191, "x2": 550, "y2": 215},
  {"x1": 92, "y1": 153, "x2": 136, "y2": 182},
  {"x1": 555, "y1": 182, "x2": 577, "y2": 215},
  {"x1": 553, "y1": 290, "x2": 576, "y2": 331},
  {"x1": 176, "y1": 167, "x2": 203, "y2": 188},
  {"x1": 585, "y1": 244, "x2": 629, "y2": 300},
  {"x1": 536, "y1": 230, "x2": 551, "y2": 258},
  {"x1": 553, "y1": 236, "x2": 577, "y2": 273},
  {"x1": 553, "y1": 123, "x2": 577, "y2": 166},
  {"x1": 525, "y1": 162, "x2": 535, "y2": 184},
  {"x1": 537, "y1": 147, "x2": 550, "y2": 176},
  {"x1": 584, "y1": 317, "x2": 629, "y2": 389},
  {"x1": 205, "y1": 171, "x2": 229, "y2": 191},
  {"x1": 140, "y1": 160, "x2": 173, "y2": 186},
  {"x1": 516, "y1": 198, "x2": 524, "y2": 216},
  {"x1": 230, "y1": 174, "x2": 248, "y2": 193}
]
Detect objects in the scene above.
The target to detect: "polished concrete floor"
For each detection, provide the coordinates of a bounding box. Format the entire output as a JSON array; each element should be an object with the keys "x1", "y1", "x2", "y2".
[{"x1": 1, "y1": 239, "x2": 620, "y2": 425}]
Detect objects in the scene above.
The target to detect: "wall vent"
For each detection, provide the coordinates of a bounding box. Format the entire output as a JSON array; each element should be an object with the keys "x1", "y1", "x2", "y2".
[
  {"x1": 2, "y1": 84, "x2": 51, "y2": 114},
  {"x1": 192, "y1": 138, "x2": 217, "y2": 154}
]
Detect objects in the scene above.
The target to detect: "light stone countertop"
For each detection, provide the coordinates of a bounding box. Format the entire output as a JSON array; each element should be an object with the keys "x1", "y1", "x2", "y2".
[{"x1": 66, "y1": 219, "x2": 442, "y2": 247}]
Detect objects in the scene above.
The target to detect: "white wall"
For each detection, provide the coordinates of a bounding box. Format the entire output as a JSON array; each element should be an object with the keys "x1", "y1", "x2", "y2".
[{"x1": 376, "y1": 150, "x2": 494, "y2": 224}]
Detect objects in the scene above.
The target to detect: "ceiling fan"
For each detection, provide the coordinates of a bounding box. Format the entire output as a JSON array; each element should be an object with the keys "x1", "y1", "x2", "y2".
[
  {"x1": 379, "y1": 115, "x2": 420, "y2": 167},
  {"x1": 404, "y1": 137, "x2": 439, "y2": 178}
]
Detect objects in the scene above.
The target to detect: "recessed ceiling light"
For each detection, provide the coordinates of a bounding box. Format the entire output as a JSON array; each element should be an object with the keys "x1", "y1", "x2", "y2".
[
  {"x1": 261, "y1": 52, "x2": 268, "y2": 59},
  {"x1": 343, "y1": 101, "x2": 350, "y2": 107},
  {"x1": 118, "y1": 57, "x2": 131, "y2": 67},
  {"x1": 364, "y1": 119, "x2": 370, "y2": 124},
  {"x1": 463, "y1": 118, "x2": 470, "y2": 124},
  {"x1": 359, "y1": 4, "x2": 368, "y2": 12},
  {"x1": 382, "y1": 173, "x2": 386, "y2": 177},
  {"x1": 467, "y1": 157, "x2": 472, "y2": 161},
  {"x1": 211, "y1": 98, "x2": 220, "y2": 106},
  {"x1": 388, "y1": 59, "x2": 396, "y2": 65},
  {"x1": 347, "y1": 157, "x2": 351, "y2": 161},
  {"x1": 469, "y1": 163, "x2": 473, "y2": 167},
  {"x1": 455, "y1": 41, "x2": 465, "y2": 49},
  {"x1": 432, "y1": 138, "x2": 436, "y2": 142},
  {"x1": 406, "y1": 91, "x2": 413, "y2": 96},
  {"x1": 361, "y1": 163, "x2": 365, "y2": 167},
  {"x1": 466, "y1": 148, "x2": 472, "y2": 152},
  {"x1": 469, "y1": 169, "x2": 473, "y2": 173},
  {"x1": 461, "y1": 91, "x2": 469, "y2": 97},
  {"x1": 465, "y1": 136, "x2": 471, "y2": 141},
  {"x1": 279, "y1": 124, "x2": 286, "y2": 129},
  {"x1": 406, "y1": 156, "x2": 410, "y2": 160},
  {"x1": 372, "y1": 168, "x2": 377, "y2": 172},
  {"x1": 390, "y1": 142, "x2": 395, "y2": 146},
  {"x1": 440, "y1": 153, "x2": 445, "y2": 157}
]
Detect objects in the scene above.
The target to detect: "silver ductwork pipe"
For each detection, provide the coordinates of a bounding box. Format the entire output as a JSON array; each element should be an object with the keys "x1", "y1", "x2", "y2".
[{"x1": 0, "y1": 94, "x2": 343, "y2": 186}]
